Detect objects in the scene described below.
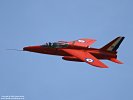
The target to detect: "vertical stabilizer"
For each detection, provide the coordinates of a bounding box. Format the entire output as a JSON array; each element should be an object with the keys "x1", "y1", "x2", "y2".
[{"x1": 100, "y1": 36, "x2": 125, "y2": 52}]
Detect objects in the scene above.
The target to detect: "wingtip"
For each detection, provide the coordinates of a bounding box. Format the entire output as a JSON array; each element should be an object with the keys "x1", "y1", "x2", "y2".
[
  {"x1": 92, "y1": 64, "x2": 109, "y2": 68},
  {"x1": 100, "y1": 65, "x2": 109, "y2": 68}
]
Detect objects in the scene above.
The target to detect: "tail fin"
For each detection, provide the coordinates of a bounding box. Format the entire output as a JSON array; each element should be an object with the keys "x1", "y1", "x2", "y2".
[{"x1": 100, "y1": 36, "x2": 125, "y2": 52}]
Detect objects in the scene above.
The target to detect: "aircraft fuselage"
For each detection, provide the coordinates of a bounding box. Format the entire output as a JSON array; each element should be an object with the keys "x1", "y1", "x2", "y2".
[{"x1": 23, "y1": 46, "x2": 116, "y2": 60}]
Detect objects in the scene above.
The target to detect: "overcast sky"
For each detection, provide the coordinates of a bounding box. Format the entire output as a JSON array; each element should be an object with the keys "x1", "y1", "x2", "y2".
[{"x1": 0, "y1": 0, "x2": 133, "y2": 100}]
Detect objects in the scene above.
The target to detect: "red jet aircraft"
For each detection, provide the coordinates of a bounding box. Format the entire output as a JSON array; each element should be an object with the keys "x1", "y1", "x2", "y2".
[{"x1": 23, "y1": 36, "x2": 125, "y2": 68}]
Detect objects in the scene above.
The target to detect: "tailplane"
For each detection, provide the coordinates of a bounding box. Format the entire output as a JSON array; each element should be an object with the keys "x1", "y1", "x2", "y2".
[
  {"x1": 109, "y1": 58, "x2": 123, "y2": 64},
  {"x1": 100, "y1": 36, "x2": 125, "y2": 52}
]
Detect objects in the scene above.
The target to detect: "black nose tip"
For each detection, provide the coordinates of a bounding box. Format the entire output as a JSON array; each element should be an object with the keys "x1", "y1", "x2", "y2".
[
  {"x1": 23, "y1": 47, "x2": 29, "y2": 51},
  {"x1": 23, "y1": 46, "x2": 41, "y2": 52}
]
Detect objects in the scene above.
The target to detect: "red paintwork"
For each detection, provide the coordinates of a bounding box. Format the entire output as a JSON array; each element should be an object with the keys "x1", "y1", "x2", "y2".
[
  {"x1": 23, "y1": 37, "x2": 124, "y2": 68},
  {"x1": 23, "y1": 46, "x2": 116, "y2": 59}
]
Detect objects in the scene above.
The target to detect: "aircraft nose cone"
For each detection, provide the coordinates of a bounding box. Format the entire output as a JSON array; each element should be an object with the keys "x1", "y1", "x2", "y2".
[
  {"x1": 23, "y1": 47, "x2": 30, "y2": 51},
  {"x1": 23, "y1": 46, "x2": 41, "y2": 51}
]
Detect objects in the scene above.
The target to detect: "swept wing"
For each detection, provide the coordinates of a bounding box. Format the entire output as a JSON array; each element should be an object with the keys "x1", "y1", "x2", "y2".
[
  {"x1": 62, "y1": 49, "x2": 108, "y2": 68},
  {"x1": 69, "y1": 38, "x2": 96, "y2": 48}
]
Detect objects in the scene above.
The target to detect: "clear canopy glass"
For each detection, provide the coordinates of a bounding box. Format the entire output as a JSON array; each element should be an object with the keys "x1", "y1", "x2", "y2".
[{"x1": 41, "y1": 42, "x2": 69, "y2": 48}]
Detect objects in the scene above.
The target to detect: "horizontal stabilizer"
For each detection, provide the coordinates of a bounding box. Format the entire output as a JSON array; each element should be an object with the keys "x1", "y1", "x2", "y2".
[{"x1": 109, "y1": 58, "x2": 123, "y2": 64}]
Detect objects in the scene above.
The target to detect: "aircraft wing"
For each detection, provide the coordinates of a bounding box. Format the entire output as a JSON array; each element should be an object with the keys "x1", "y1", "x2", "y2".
[
  {"x1": 62, "y1": 49, "x2": 108, "y2": 68},
  {"x1": 76, "y1": 38, "x2": 96, "y2": 45},
  {"x1": 69, "y1": 38, "x2": 96, "y2": 47}
]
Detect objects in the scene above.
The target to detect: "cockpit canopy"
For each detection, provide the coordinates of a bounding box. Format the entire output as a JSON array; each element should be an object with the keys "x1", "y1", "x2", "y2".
[{"x1": 41, "y1": 41, "x2": 69, "y2": 48}]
